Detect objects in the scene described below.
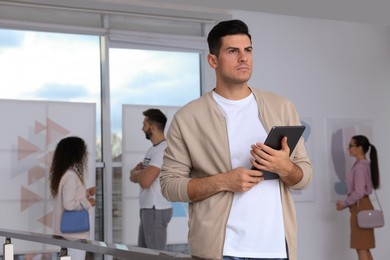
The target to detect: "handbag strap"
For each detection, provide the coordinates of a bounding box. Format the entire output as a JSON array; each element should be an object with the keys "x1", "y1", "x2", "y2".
[
  {"x1": 355, "y1": 170, "x2": 383, "y2": 212},
  {"x1": 371, "y1": 189, "x2": 383, "y2": 212}
]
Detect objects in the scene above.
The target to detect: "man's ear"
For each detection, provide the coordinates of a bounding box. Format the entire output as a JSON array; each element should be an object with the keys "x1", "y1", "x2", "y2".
[{"x1": 207, "y1": 53, "x2": 218, "y2": 69}]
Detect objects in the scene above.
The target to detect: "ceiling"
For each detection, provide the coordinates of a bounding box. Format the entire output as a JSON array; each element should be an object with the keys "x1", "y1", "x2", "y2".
[
  {"x1": 6, "y1": 0, "x2": 390, "y2": 27},
  {"x1": 148, "y1": 0, "x2": 390, "y2": 26}
]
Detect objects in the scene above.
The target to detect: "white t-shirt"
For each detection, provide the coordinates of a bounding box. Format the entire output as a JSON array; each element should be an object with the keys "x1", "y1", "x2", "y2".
[
  {"x1": 213, "y1": 91, "x2": 287, "y2": 258},
  {"x1": 139, "y1": 141, "x2": 172, "y2": 210}
]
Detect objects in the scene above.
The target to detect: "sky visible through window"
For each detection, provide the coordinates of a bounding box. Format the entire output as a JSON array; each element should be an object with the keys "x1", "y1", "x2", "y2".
[
  {"x1": 109, "y1": 48, "x2": 201, "y2": 137},
  {"x1": 0, "y1": 29, "x2": 100, "y2": 102},
  {"x1": 0, "y1": 29, "x2": 201, "y2": 157}
]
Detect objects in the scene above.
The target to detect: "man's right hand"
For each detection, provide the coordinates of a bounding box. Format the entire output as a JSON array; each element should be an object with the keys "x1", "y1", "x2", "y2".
[
  {"x1": 188, "y1": 167, "x2": 264, "y2": 202},
  {"x1": 223, "y1": 167, "x2": 264, "y2": 192}
]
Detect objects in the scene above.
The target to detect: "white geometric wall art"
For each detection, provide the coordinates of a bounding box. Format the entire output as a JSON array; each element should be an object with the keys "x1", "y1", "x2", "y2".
[{"x1": 0, "y1": 99, "x2": 96, "y2": 253}]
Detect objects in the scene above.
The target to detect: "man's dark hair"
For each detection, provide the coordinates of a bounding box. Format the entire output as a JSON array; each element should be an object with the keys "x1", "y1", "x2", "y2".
[
  {"x1": 207, "y1": 19, "x2": 252, "y2": 56},
  {"x1": 143, "y1": 108, "x2": 167, "y2": 132}
]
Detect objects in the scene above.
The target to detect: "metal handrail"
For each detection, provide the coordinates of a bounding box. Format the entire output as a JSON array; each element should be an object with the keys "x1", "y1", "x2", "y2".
[{"x1": 0, "y1": 228, "x2": 191, "y2": 259}]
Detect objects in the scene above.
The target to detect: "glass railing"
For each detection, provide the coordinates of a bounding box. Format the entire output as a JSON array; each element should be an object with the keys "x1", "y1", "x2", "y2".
[{"x1": 0, "y1": 228, "x2": 190, "y2": 259}]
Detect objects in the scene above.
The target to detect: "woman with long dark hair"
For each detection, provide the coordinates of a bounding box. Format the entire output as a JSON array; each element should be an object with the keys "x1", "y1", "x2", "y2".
[
  {"x1": 336, "y1": 135, "x2": 380, "y2": 260},
  {"x1": 50, "y1": 136, "x2": 96, "y2": 259}
]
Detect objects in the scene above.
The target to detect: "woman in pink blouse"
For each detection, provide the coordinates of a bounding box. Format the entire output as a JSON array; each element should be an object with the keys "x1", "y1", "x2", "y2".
[{"x1": 336, "y1": 135, "x2": 380, "y2": 260}]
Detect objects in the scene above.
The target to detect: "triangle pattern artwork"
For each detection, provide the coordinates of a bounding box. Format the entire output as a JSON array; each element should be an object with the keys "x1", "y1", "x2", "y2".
[
  {"x1": 28, "y1": 165, "x2": 46, "y2": 185},
  {"x1": 35, "y1": 120, "x2": 46, "y2": 134},
  {"x1": 20, "y1": 186, "x2": 42, "y2": 211},
  {"x1": 17, "y1": 136, "x2": 39, "y2": 161},
  {"x1": 46, "y1": 118, "x2": 70, "y2": 145},
  {"x1": 38, "y1": 150, "x2": 54, "y2": 168},
  {"x1": 18, "y1": 117, "x2": 71, "y2": 216},
  {"x1": 1, "y1": 99, "x2": 94, "y2": 237},
  {"x1": 38, "y1": 211, "x2": 53, "y2": 228}
]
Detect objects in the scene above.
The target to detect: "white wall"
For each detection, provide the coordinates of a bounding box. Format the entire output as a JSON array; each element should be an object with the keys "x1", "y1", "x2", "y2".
[{"x1": 203, "y1": 10, "x2": 390, "y2": 260}]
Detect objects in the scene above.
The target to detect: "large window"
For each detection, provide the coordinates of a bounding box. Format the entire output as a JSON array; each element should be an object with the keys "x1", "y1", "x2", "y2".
[
  {"x1": 0, "y1": 27, "x2": 202, "y2": 248},
  {"x1": 109, "y1": 47, "x2": 201, "y2": 244},
  {"x1": 109, "y1": 48, "x2": 201, "y2": 159},
  {"x1": 0, "y1": 28, "x2": 105, "y2": 242}
]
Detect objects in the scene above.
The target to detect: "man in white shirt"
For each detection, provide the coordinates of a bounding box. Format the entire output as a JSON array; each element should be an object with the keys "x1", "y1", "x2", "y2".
[
  {"x1": 160, "y1": 20, "x2": 312, "y2": 260},
  {"x1": 130, "y1": 108, "x2": 172, "y2": 250}
]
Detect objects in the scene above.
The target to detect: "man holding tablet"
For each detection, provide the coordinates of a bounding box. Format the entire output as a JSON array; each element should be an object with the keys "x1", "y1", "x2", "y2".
[{"x1": 160, "y1": 19, "x2": 312, "y2": 260}]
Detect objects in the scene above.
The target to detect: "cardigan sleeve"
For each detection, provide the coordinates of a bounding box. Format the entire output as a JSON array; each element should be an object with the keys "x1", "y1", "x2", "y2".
[
  {"x1": 61, "y1": 171, "x2": 91, "y2": 210},
  {"x1": 160, "y1": 114, "x2": 192, "y2": 202}
]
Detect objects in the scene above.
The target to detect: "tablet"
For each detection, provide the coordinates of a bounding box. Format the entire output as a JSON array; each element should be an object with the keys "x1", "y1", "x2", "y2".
[{"x1": 252, "y1": 125, "x2": 306, "y2": 180}]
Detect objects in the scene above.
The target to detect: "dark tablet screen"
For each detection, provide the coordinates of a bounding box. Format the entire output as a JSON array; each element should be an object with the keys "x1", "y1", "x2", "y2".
[{"x1": 252, "y1": 125, "x2": 305, "y2": 179}]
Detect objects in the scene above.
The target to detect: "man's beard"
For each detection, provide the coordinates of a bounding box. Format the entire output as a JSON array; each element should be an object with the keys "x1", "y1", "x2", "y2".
[{"x1": 145, "y1": 128, "x2": 152, "y2": 140}]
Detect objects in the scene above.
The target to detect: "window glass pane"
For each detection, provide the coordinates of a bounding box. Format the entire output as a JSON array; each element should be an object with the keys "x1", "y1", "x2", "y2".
[
  {"x1": 109, "y1": 48, "x2": 201, "y2": 159},
  {"x1": 0, "y1": 28, "x2": 104, "y2": 243},
  {"x1": 0, "y1": 28, "x2": 102, "y2": 160}
]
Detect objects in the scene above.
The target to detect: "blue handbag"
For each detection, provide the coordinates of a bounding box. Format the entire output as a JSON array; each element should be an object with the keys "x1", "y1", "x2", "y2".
[{"x1": 60, "y1": 209, "x2": 90, "y2": 233}]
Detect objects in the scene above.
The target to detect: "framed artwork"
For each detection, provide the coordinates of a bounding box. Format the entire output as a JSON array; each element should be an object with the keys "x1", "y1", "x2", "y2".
[{"x1": 326, "y1": 118, "x2": 372, "y2": 202}]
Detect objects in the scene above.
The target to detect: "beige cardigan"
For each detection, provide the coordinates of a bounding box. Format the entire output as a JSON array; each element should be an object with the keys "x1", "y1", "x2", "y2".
[
  {"x1": 160, "y1": 88, "x2": 312, "y2": 260},
  {"x1": 52, "y1": 169, "x2": 92, "y2": 239}
]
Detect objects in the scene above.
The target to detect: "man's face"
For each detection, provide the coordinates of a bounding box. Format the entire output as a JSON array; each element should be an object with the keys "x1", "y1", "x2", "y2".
[
  {"x1": 142, "y1": 118, "x2": 152, "y2": 140},
  {"x1": 210, "y1": 34, "x2": 253, "y2": 86}
]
